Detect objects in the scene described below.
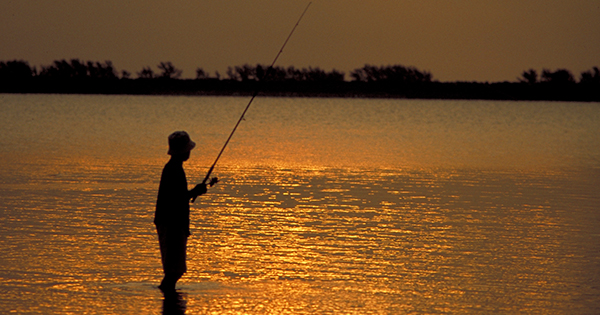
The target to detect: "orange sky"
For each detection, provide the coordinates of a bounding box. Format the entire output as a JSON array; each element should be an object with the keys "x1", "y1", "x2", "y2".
[{"x1": 1, "y1": 0, "x2": 599, "y2": 82}]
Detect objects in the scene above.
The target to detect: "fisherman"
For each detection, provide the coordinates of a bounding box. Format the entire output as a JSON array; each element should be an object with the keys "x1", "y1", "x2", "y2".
[{"x1": 155, "y1": 131, "x2": 207, "y2": 291}]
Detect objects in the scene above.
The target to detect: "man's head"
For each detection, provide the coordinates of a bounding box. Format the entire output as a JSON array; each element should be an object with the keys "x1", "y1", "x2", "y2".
[{"x1": 168, "y1": 131, "x2": 196, "y2": 158}]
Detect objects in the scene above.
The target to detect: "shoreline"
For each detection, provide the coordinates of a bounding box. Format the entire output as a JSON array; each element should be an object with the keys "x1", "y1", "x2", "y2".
[{"x1": 1, "y1": 78, "x2": 599, "y2": 102}]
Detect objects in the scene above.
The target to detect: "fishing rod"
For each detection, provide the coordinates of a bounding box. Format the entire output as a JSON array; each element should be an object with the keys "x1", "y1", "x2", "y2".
[{"x1": 193, "y1": 2, "x2": 312, "y2": 202}]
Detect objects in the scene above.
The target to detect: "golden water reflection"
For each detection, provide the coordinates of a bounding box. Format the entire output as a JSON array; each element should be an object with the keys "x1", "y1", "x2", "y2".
[
  {"x1": 1, "y1": 95, "x2": 599, "y2": 313},
  {"x1": 1, "y1": 158, "x2": 599, "y2": 313},
  {"x1": 179, "y1": 166, "x2": 599, "y2": 313}
]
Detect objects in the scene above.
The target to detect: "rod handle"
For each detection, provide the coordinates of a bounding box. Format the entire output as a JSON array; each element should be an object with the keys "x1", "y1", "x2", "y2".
[{"x1": 191, "y1": 177, "x2": 219, "y2": 203}]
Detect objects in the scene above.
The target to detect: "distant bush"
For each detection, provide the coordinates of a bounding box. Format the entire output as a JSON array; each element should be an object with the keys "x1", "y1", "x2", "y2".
[
  {"x1": 580, "y1": 67, "x2": 600, "y2": 85},
  {"x1": 519, "y1": 67, "x2": 599, "y2": 86},
  {"x1": 350, "y1": 64, "x2": 432, "y2": 83},
  {"x1": 225, "y1": 64, "x2": 345, "y2": 82},
  {"x1": 38, "y1": 59, "x2": 117, "y2": 80},
  {"x1": 541, "y1": 69, "x2": 575, "y2": 84},
  {"x1": 0, "y1": 60, "x2": 34, "y2": 80}
]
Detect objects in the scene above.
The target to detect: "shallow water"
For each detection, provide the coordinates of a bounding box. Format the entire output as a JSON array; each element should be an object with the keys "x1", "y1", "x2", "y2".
[{"x1": 0, "y1": 94, "x2": 599, "y2": 314}]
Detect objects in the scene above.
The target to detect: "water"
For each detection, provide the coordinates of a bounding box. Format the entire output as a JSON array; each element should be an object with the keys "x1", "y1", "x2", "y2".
[{"x1": 0, "y1": 94, "x2": 599, "y2": 314}]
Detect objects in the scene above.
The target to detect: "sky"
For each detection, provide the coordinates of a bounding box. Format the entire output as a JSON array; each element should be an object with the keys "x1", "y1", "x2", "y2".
[{"x1": 1, "y1": 0, "x2": 599, "y2": 82}]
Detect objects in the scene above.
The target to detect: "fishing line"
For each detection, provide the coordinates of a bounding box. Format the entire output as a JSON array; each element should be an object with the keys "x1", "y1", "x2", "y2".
[{"x1": 193, "y1": 2, "x2": 312, "y2": 202}]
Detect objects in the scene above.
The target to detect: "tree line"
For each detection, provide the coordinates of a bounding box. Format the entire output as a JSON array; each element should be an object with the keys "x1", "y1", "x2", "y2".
[
  {"x1": 1, "y1": 59, "x2": 598, "y2": 101},
  {"x1": 2, "y1": 58, "x2": 599, "y2": 84},
  {"x1": 518, "y1": 68, "x2": 600, "y2": 85},
  {"x1": 0, "y1": 59, "x2": 433, "y2": 83}
]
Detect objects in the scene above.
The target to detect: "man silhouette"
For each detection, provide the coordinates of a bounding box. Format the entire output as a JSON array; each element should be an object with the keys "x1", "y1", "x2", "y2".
[{"x1": 155, "y1": 131, "x2": 207, "y2": 291}]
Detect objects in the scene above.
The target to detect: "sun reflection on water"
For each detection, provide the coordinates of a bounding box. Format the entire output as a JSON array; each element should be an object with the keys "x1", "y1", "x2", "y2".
[
  {"x1": 1, "y1": 95, "x2": 599, "y2": 313},
  {"x1": 1, "y1": 154, "x2": 598, "y2": 313}
]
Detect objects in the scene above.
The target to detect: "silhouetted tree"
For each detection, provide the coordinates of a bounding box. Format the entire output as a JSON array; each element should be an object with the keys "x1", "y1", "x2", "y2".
[
  {"x1": 350, "y1": 64, "x2": 432, "y2": 83},
  {"x1": 39, "y1": 59, "x2": 70, "y2": 78},
  {"x1": 224, "y1": 64, "x2": 345, "y2": 82},
  {"x1": 0, "y1": 60, "x2": 34, "y2": 80},
  {"x1": 266, "y1": 65, "x2": 289, "y2": 81},
  {"x1": 38, "y1": 59, "x2": 117, "y2": 79},
  {"x1": 121, "y1": 70, "x2": 131, "y2": 79},
  {"x1": 138, "y1": 67, "x2": 155, "y2": 79},
  {"x1": 158, "y1": 62, "x2": 182, "y2": 79},
  {"x1": 195, "y1": 68, "x2": 208, "y2": 79},
  {"x1": 328, "y1": 69, "x2": 345, "y2": 82},
  {"x1": 226, "y1": 66, "x2": 239, "y2": 81},
  {"x1": 87, "y1": 61, "x2": 117, "y2": 79},
  {"x1": 299, "y1": 66, "x2": 342, "y2": 82},
  {"x1": 254, "y1": 64, "x2": 267, "y2": 81},
  {"x1": 541, "y1": 69, "x2": 575, "y2": 84},
  {"x1": 286, "y1": 66, "x2": 303, "y2": 81},
  {"x1": 519, "y1": 69, "x2": 538, "y2": 84},
  {"x1": 70, "y1": 59, "x2": 88, "y2": 78},
  {"x1": 580, "y1": 67, "x2": 600, "y2": 85},
  {"x1": 95, "y1": 61, "x2": 118, "y2": 79},
  {"x1": 238, "y1": 64, "x2": 256, "y2": 81}
]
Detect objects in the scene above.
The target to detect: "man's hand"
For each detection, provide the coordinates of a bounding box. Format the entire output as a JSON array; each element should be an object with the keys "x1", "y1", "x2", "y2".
[
  {"x1": 191, "y1": 178, "x2": 218, "y2": 203},
  {"x1": 192, "y1": 183, "x2": 207, "y2": 197}
]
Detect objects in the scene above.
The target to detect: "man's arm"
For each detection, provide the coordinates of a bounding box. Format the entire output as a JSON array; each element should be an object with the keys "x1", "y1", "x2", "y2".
[{"x1": 188, "y1": 183, "x2": 207, "y2": 200}]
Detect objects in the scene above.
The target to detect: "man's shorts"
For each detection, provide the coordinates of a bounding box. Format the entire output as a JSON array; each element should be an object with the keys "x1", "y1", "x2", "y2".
[{"x1": 157, "y1": 226, "x2": 188, "y2": 275}]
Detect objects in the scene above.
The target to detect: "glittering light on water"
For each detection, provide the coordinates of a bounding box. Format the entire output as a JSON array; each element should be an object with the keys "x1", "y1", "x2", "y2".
[{"x1": 0, "y1": 95, "x2": 599, "y2": 313}]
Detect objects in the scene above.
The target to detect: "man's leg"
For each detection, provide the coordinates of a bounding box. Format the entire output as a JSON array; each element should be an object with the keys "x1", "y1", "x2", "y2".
[
  {"x1": 159, "y1": 272, "x2": 183, "y2": 291},
  {"x1": 157, "y1": 226, "x2": 187, "y2": 291}
]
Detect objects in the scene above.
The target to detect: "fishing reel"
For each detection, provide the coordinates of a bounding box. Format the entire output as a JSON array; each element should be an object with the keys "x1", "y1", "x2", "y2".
[
  {"x1": 191, "y1": 177, "x2": 219, "y2": 203},
  {"x1": 208, "y1": 177, "x2": 219, "y2": 187}
]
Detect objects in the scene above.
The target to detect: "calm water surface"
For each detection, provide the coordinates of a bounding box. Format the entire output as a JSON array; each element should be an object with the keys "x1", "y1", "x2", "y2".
[{"x1": 0, "y1": 94, "x2": 599, "y2": 314}]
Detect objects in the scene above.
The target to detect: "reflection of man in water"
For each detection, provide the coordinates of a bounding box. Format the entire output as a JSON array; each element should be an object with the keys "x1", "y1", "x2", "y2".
[{"x1": 155, "y1": 131, "x2": 207, "y2": 291}]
